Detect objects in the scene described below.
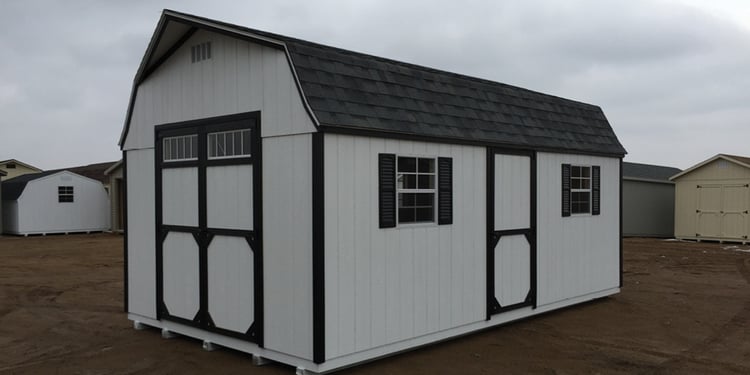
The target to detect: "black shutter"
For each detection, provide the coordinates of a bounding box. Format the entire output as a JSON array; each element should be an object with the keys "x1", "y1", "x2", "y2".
[
  {"x1": 592, "y1": 165, "x2": 601, "y2": 215},
  {"x1": 379, "y1": 154, "x2": 397, "y2": 228},
  {"x1": 562, "y1": 164, "x2": 571, "y2": 217},
  {"x1": 438, "y1": 157, "x2": 453, "y2": 225}
]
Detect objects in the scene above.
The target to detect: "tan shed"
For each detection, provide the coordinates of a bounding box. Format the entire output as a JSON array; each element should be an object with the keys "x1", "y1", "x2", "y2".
[{"x1": 671, "y1": 154, "x2": 750, "y2": 243}]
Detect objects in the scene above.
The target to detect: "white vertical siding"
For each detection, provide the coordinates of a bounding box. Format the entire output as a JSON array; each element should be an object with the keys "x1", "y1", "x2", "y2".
[
  {"x1": 323, "y1": 134, "x2": 486, "y2": 360},
  {"x1": 494, "y1": 154, "x2": 530, "y2": 231},
  {"x1": 123, "y1": 29, "x2": 315, "y2": 151},
  {"x1": 206, "y1": 165, "x2": 253, "y2": 230},
  {"x1": 14, "y1": 172, "x2": 109, "y2": 235},
  {"x1": 536, "y1": 153, "x2": 620, "y2": 307},
  {"x1": 127, "y1": 149, "x2": 156, "y2": 319},
  {"x1": 162, "y1": 232, "x2": 200, "y2": 320},
  {"x1": 161, "y1": 168, "x2": 199, "y2": 227},
  {"x1": 208, "y1": 235, "x2": 254, "y2": 333},
  {"x1": 263, "y1": 134, "x2": 313, "y2": 359}
]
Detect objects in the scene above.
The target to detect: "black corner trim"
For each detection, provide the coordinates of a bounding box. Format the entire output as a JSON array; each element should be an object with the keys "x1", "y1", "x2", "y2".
[
  {"x1": 562, "y1": 164, "x2": 571, "y2": 217},
  {"x1": 437, "y1": 157, "x2": 453, "y2": 225},
  {"x1": 378, "y1": 154, "x2": 397, "y2": 228},
  {"x1": 619, "y1": 159, "x2": 623, "y2": 288},
  {"x1": 592, "y1": 165, "x2": 601, "y2": 216},
  {"x1": 312, "y1": 132, "x2": 326, "y2": 364},
  {"x1": 123, "y1": 151, "x2": 129, "y2": 313}
]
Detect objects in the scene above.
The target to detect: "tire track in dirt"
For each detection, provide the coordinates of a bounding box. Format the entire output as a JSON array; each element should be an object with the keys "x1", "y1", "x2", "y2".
[{"x1": 653, "y1": 258, "x2": 750, "y2": 374}]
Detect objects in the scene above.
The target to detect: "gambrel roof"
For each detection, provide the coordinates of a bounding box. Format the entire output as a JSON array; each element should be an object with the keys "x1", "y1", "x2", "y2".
[{"x1": 120, "y1": 9, "x2": 627, "y2": 157}]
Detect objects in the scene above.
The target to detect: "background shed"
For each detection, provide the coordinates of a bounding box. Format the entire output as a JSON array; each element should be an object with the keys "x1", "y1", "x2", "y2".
[
  {"x1": 672, "y1": 154, "x2": 750, "y2": 243},
  {"x1": 622, "y1": 162, "x2": 681, "y2": 237},
  {"x1": 1, "y1": 170, "x2": 110, "y2": 235},
  {"x1": 0, "y1": 159, "x2": 42, "y2": 180},
  {"x1": 0, "y1": 169, "x2": 5, "y2": 232}
]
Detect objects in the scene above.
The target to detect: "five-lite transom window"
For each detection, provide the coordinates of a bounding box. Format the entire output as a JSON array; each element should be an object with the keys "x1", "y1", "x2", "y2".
[
  {"x1": 163, "y1": 135, "x2": 198, "y2": 162},
  {"x1": 571, "y1": 165, "x2": 591, "y2": 214},
  {"x1": 208, "y1": 129, "x2": 252, "y2": 159},
  {"x1": 397, "y1": 156, "x2": 436, "y2": 223},
  {"x1": 58, "y1": 186, "x2": 74, "y2": 203}
]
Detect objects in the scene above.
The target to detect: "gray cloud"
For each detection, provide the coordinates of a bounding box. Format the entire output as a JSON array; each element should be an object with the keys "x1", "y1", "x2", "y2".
[{"x1": 0, "y1": 0, "x2": 747, "y2": 170}]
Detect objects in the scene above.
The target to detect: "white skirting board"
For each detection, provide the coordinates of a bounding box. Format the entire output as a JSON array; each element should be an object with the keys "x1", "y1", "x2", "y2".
[{"x1": 128, "y1": 287, "x2": 619, "y2": 374}]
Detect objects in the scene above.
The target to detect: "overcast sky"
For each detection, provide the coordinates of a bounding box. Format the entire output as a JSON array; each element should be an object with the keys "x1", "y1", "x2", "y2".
[{"x1": 1, "y1": 0, "x2": 748, "y2": 170}]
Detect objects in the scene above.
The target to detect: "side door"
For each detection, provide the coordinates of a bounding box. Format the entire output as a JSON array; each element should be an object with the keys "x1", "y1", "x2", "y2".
[
  {"x1": 487, "y1": 149, "x2": 536, "y2": 319},
  {"x1": 155, "y1": 112, "x2": 262, "y2": 343}
]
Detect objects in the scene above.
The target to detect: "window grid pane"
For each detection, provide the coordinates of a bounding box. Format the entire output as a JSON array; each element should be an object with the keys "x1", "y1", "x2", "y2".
[
  {"x1": 207, "y1": 129, "x2": 252, "y2": 159},
  {"x1": 163, "y1": 135, "x2": 198, "y2": 162},
  {"x1": 397, "y1": 156, "x2": 436, "y2": 224},
  {"x1": 570, "y1": 165, "x2": 592, "y2": 214}
]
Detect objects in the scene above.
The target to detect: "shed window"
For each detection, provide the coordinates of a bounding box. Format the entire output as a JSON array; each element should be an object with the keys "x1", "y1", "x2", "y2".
[
  {"x1": 208, "y1": 129, "x2": 252, "y2": 159},
  {"x1": 163, "y1": 135, "x2": 198, "y2": 162},
  {"x1": 571, "y1": 166, "x2": 591, "y2": 214},
  {"x1": 379, "y1": 154, "x2": 452, "y2": 228},
  {"x1": 58, "y1": 186, "x2": 74, "y2": 203},
  {"x1": 397, "y1": 157, "x2": 436, "y2": 224},
  {"x1": 6, "y1": 163, "x2": 15, "y2": 169},
  {"x1": 562, "y1": 164, "x2": 600, "y2": 216}
]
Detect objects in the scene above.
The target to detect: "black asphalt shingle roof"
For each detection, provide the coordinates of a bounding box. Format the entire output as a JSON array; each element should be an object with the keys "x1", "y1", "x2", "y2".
[
  {"x1": 124, "y1": 10, "x2": 627, "y2": 157},
  {"x1": 623, "y1": 162, "x2": 681, "y2": 182},
  {"x1": 1, "y1": 171, "x2": 57, "y2": 201}
]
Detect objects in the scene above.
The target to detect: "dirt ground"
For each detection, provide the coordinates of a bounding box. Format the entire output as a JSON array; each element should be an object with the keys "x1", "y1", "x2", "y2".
[{"x1": 1, "y1": 234, "x2": 749, "y2": 374}]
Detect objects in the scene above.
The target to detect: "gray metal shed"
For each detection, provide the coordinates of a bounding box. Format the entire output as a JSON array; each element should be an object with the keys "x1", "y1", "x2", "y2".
[{"x1": 622, "y1": 162, "x2": 681, "y2": 237}]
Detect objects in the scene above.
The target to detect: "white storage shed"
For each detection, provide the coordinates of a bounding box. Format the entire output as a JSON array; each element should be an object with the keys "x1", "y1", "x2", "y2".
[
  {"x1": 121, "y1": 10, "x2": 626, "y2": 374},
  {"x1": 1, "y1": 170, "x2": 110, "y2": 236}
]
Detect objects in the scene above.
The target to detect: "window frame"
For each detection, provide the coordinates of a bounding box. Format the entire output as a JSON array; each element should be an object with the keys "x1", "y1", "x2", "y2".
[
  {"x1": 162, "y1": 134, "x2": 199, "y2": 162},
  {"x1": 58, "y1": 186, "x2": 74, "y2": 203},
  {"x1": 570, "y1": 165, "x2": 592, "y2": 215},
  {"x1": 207, "y1": 129, "x2": 252, "y2": 160},
  {"x1": 395, "y1": 155, "x2": 437, "y2": 226}
]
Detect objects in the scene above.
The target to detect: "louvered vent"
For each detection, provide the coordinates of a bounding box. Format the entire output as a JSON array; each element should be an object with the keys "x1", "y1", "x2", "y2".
[{"x1": 191, "y1": 42, "x2": 212, "y2": 63}]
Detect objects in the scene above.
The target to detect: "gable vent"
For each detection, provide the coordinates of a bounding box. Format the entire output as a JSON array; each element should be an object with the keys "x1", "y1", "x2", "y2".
[{"x1": 191, "y1": 42, "x2": 212, "y2": 63}]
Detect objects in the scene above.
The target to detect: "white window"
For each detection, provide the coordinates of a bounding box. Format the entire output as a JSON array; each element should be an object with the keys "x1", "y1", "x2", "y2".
[
  {"x1": 571, "y1": 165, "x2": 591, "y2": 214},
  {"x1": 397, "y1": 156, "x2": 435, "y2": 224},
  {"x1": 58, "y1": 186, "x2": 74, "y2": 203},
  {"x1": 163, "y1": 135, "x2": 198, "y2": 162},
  {"x1": 208, "y1": 129, "x2": 252, "y2": 159}
]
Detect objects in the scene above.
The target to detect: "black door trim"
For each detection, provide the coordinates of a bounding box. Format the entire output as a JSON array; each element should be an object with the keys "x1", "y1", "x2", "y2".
[
  {"x1": 154, "y1": 111, "x2": 263, "y2": 345},
  {"x1": 486, "y1": 147, "x2": 537, "y2": 320}
]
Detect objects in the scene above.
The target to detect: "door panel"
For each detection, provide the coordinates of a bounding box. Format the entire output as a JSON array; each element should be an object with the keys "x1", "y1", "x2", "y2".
[
  {"x1": 208, "y1": 235, "x2": 255, "y2": 333},
  {"x1": 722, "y1": 185, "x2": 748, "y2": 239},
  {"x1": 163, "y1": 232, "x2": 200, "y2": 320},
  {"x1": 206, "y1": 165, "x2": 253, "y2": 230},
  {"x1": 494, "y1": 235, "x2": 531, "y2": 307},
  {"x1": 494, "y1": 154, "x2": 530, "y2": 231},
  {"x1": 697, "y1": 185, "x2": 721, "y2": 237},
  {"x1": 162, "y1": 167, "x2": 199, "y2": 227}
]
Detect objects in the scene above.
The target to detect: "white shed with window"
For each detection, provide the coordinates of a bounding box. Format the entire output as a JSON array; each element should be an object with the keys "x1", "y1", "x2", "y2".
[
  {"x1": 1, "y1": 170, "x2": 110, "y2": 235},
  {"x1": 120, "y1": 10, "x2": 626, "y2": 374}
]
